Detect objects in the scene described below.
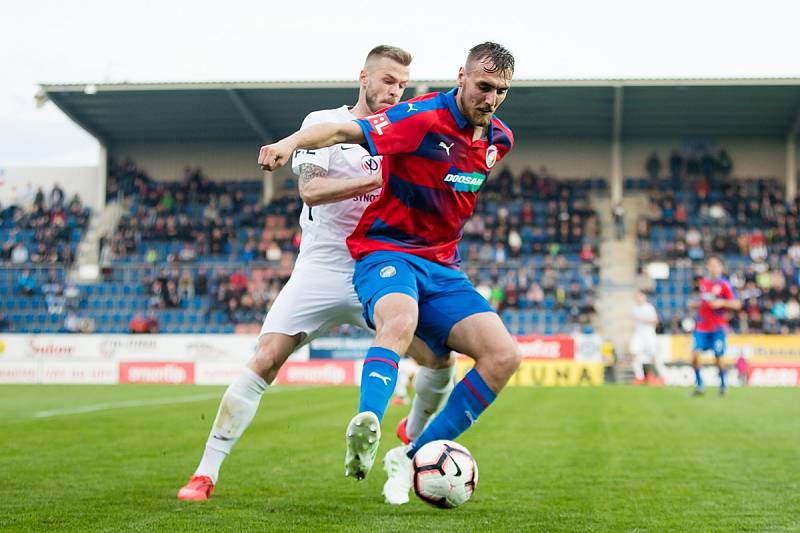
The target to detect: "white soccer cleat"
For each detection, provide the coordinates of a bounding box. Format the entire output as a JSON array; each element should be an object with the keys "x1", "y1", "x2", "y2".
[
  {"x1": 382, "y1": 445, "x2": 413, "y2": 505},
  {"x1": 344, "y1": 411, "x2": 381, "y2": 480}
]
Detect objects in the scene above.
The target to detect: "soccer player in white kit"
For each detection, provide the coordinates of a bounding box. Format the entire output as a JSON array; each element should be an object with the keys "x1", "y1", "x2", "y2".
[
  {"x1": 178, "y1": 45, "x2": 455, "y2": 501},
  {"x1": 629, "y1": 291, "x2": 662, "y2": 384}
]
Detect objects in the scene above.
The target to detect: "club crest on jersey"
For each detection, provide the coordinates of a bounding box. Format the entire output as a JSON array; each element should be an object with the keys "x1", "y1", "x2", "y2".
[
  {"x1": 361, "y1": 155, "x2": 381, "y2": 175},
  {"x1": 366, "y1": 113, "x2": 391, "y2": 136},
  {"x1": 485, "y1": 145, "x2": 498, "y2": 168},
  {"x1": 379, "y1": 265, "x2": 396, "y2": 278}
]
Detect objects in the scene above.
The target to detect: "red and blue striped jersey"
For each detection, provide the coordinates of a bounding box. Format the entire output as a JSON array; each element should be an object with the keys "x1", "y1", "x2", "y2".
[
  {"x1": 696, "y1": 277, "x2": 736, "y2": 332},
  {"x1": 348, "y1": 88, "x2": 514, "y2": 267}
]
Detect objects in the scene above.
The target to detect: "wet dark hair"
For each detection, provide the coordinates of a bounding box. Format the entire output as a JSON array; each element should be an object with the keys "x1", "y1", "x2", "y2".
[{"x1": 467, "y1": 42, "x2": 515, "y2": 74}]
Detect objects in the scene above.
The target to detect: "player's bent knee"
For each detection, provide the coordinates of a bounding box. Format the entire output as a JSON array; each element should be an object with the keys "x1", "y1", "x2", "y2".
[
  {"x1": 489, "y1": 344, "x2": 522, "y2": 379},
  {"x1": 247, "y1": 333, "x2": 302, "y2": 382},
  {"x1": 376, "y1": 312, "x2": 417, "y2": 346}
]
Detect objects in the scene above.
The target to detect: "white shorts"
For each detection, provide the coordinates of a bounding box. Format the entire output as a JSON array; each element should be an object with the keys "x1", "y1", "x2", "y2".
[
  {"x1": 259, "y1": 262, "x2": 368, "y2": 346},
  {"x1": 629, "y1": 331, "x2": 659, "y2": 363}
]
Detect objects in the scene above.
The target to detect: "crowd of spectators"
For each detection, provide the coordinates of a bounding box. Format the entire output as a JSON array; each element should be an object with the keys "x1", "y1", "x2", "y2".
[
  {"x1": 468, "y1": 167, "x2": 600, "y2": 253},
  {"x1": 644, "y1": 148, "x2": 733, "y2": 182},
  {"x1": 104, "y1": 161, "x2": 601, "y2": 331},
  {"x1": 639, "y1": 178, "x2": 800, "y2": 265},
  {"x1": 635, "y1": 151, "x2": 800, "y2": 335},
  {"x1": 105, "y1": 159, "x2": 301, "y2": 268},
  {"x1": 1, "y1": 183, "x2": 90, "y2": 265}
]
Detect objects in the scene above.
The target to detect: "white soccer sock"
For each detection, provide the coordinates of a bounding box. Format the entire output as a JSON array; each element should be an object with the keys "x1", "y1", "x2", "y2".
[
  {"x1": 406, "y1": 366, "x2": 455, "y2": 441},
  {"x1": 394, "y1": 363, "x2": 411, "y2": 400},
  {"x1": 194, "y1": 367, "x2": 268, "y2": 483}
]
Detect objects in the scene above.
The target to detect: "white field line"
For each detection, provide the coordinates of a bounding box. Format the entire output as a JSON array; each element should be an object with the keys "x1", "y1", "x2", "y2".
[{"x1": 32, "y1": 386, "x2": 312, "y2": 418}]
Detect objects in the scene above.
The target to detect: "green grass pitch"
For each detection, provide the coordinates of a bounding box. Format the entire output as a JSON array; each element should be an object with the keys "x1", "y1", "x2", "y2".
[{"x1": 1, "y1": 385, "x2": 799, "y2": 532}]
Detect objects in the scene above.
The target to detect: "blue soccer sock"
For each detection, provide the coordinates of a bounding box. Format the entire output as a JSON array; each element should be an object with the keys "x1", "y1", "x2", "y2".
[
  {"x1": 719, "y1": 367, "x2": 727, "y2": 390},
  {"x1": 358, "y1": 347, "x2": 400, "y2": 422},
  {"x1": 406, "y1": 368, "x2": 496, "y2": 458},
  {"x1": 694, "y1": 367, "x2": 704, "y2": 390}
]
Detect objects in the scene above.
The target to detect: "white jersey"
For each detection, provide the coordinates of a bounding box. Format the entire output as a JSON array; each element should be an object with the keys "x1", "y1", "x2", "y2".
[
  {"x1": 630, "y1": 301, "x2": 659, "y2": 361},
  {"x1": 632, "y1": 302, "x2": 658, "y2": 336},
  {"x1": 292, "y1": 105, "x2": 383, "y2": 273}
]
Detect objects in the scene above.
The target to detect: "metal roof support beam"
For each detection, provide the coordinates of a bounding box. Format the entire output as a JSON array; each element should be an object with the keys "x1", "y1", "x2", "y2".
[
  {"x1": 97, "y1": 142, "x2": 108, "y2": 211},
  {"x1": 226, "y1": 89, "x2": 273, "y2": 143},
  {"x1": 786, "y1": 110, "x2": 800, "y2": 201},
  {"x1": 610, "y1": 86, "x2": 624, "y2": 204},
  {"x1": 787, "y1": 138, "x2": 797, "y2": 201}
]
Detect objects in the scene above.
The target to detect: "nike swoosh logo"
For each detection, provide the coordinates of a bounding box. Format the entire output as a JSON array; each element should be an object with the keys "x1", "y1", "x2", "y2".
[
  {"x1": 212, "y1": 434, "x2": 234, "y2": 441},
  {"x1": 341, "y1": 146, "x2": 358, "y2": 151},
  {"x1": 445, "y1": 449, "x2": 462, "y2": 477}
]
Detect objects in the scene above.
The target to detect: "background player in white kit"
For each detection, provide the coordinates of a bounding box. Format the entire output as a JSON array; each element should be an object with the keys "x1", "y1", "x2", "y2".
[
  {"x1": 178, "y1": 45, "x2": 455, "y2": 501},
  {"x1": 629, "y1": 291, "x2": 663, "y2": 384}
]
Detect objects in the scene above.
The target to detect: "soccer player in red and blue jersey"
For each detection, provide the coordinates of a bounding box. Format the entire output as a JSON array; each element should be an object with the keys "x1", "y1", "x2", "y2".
[
  {"x1": 259, "y1": 42, "x2": 520, "y2": 504},
  {"x1": 690, "y1": 255, "x2": 741, "y2": 396}
]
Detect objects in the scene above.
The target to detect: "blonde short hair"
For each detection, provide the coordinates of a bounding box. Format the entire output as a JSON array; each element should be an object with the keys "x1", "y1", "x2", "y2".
[{"x1": 365, "y1": 45, "x2": 413, "y2": 67}]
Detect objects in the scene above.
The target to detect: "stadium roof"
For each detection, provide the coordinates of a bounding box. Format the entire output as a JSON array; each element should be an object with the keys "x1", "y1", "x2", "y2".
[{"x1": 38, "y1": 78, "x2": 800, "y2": 145}]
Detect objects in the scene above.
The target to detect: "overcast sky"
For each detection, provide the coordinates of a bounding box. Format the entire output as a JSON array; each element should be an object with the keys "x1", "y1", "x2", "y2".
[{"x1": 1, "y1": 0, "x2": 799, "y2": 167}]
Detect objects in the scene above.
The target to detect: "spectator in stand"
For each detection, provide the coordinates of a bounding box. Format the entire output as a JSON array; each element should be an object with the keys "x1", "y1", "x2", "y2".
[
  {"x1": 669, "y1": 150, "x2": 683, "y2": 179},
  {"x1": 718, "y1": 149, "x2": 733, "y2": 177},
  {"x1": 178, "y1": 242, "x2": 197, "y2": 263},
  {"x1": 148, "y1": 280, "x2": 165, "y2": 309},
  {"x1": 64, "y1": 281, "x2": 82, "y2": 312},
  {"x1": 686, "y1": 152, "x2": 700, "y2": 177},
  {"x1": 11, "y1": 242, "x2": 29, "y2": 264},
  {"x1": 42, "y1": 270, "x2": 64, "y2": 314},
  {"x1": 229, "y1": 268, "x2": 248, "y2": 294},
  {"x1": 17, "y1": 269, "x2": 37, "y2": 296},
  {"x1": 612, "y1": 201, "x2": 625, "y2": 239},
  {"x1": 129, "y1": 313, "x2": 150, "y2": 333},
  {"x1": 226, "y1": 297, "x2": 241, "y2": 323},
  {"x1": 34, "y1": 186, "x2": 45, "y2": 208},
  {"x1": 63, "y1": 311, "x2": 80, "y2": 333},
  {"x1": 579, "y1": 244, "x2": 595, "y2": 263},
  {"x1": 100, "y1": 241, "x2": 115, "y2": 281},
  {"x1": 145, "y1": 311, "x2": 160, "y2": 333},
  {"x1": 178, "y1": 270, "x2": 195, "y2": 300},
  {"x1": 701, "y1": 151, "x2": 716, "y2": 179},
  {"x1": 164, "y1": 280, "x2": 181, "y2": 308},
  {"x1": 129, "y1": 312, "x2": 159, "y2": 334},
  {"x1": 645, "y1": 152, "x2": 661, "y2": 180},
  {"x1": 195, "y1": 267, "x2": 209, "y2": 297}
]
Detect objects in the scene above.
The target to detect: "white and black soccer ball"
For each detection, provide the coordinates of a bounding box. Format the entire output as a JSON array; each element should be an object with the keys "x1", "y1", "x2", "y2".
[{"x1": 412, "y1": 440, "x2": 478, "y2": 509}]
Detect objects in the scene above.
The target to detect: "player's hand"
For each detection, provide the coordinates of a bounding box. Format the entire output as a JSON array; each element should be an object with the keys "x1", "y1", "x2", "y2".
[
  {"x1": 258, "y1": 140, "x2": 294, "y2": 171},
  {"x1": 709, "y1": 299, "x2": 725, "y2": 309}
]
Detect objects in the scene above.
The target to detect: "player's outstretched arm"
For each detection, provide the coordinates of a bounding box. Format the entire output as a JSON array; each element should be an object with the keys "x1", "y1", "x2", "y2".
[
  {"x1": 259, "y1": 122, "x2": 365, "y2": 171},
  {"x1": 711, "y1": 298, "x2": 743, "y2": 311},
  {"x1": 298, "y1": 164, "x2": 381, "y2": 207}
]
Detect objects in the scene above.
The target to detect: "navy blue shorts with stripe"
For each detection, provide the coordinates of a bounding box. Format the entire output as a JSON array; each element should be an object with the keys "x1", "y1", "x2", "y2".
[{"x1": 353, "y1": 251, "x2": 494, "y2": 356}]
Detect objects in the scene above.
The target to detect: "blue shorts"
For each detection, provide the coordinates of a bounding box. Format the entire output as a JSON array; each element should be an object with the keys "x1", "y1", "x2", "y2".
[
  {"x1": 693, "y1": 330, "x2": 727, "y2": 358},
  {"x1": 353, "y1": 251, "x2": 494, "y2": 356}
]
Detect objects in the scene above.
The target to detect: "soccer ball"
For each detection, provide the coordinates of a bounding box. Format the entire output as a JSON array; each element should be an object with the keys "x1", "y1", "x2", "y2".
[{"x1": 412, "y1": 440, "x2": 478, "y2": 508}]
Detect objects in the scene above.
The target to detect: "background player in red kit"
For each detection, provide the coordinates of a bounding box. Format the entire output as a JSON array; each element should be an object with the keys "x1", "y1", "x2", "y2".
[{"x1": 690, "y1": 255, "x2": 742, "y2": 396}]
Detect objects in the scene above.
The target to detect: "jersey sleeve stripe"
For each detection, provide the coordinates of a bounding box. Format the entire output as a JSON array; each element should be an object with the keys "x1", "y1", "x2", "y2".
[
  {"x1": 354, "y1": 119, "x2": 378, "y2": 156},
  {"x1": 383, "y1": 95, "x2": 446, "y2": 123}
]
